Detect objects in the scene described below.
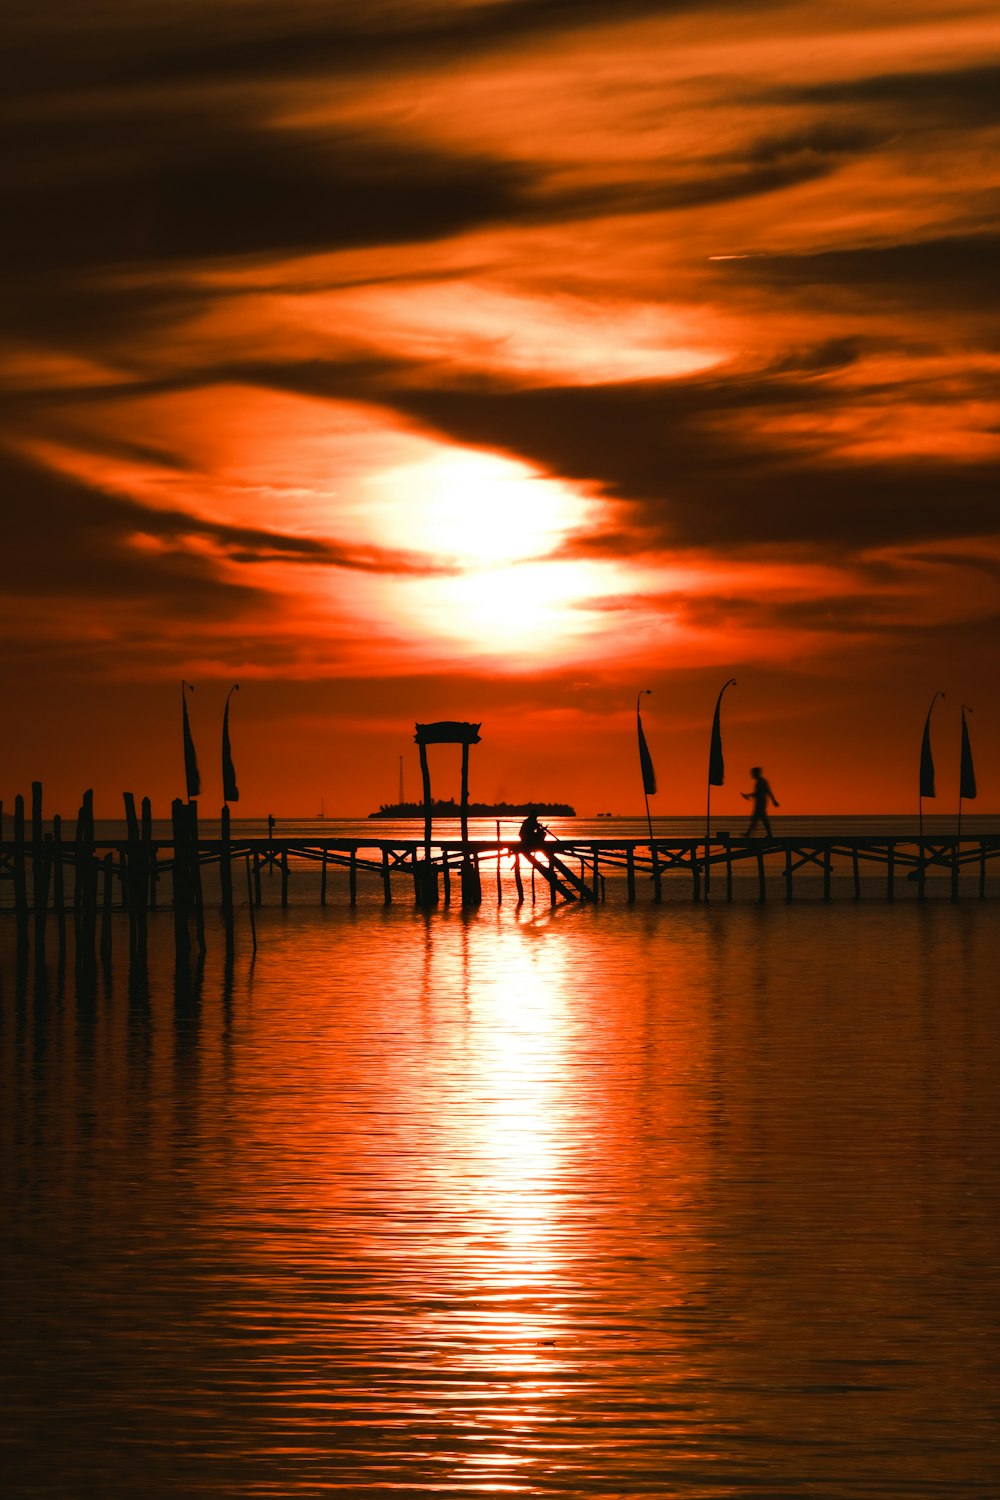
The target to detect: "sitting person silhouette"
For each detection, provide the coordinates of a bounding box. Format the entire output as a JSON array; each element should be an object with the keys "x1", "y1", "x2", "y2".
[
  {"x1": 518, "y1": 809, "x2": 547, "y2": 850},
  {"x1": 742, "y1": 767, "x2": 779, "y2": 837}
]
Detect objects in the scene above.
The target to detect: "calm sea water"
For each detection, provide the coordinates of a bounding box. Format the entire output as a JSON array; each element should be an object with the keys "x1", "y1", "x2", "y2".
[{"x1": 2, "y1": 893, "x2": 999, "y2": 1496}]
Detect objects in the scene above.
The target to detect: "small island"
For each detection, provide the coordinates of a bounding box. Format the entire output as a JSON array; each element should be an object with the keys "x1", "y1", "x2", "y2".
[{"x1": 369, "y1": 800, "x2": 575, "y2": 819}]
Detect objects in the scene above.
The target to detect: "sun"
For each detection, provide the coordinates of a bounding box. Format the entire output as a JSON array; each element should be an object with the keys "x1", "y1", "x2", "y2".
[{"x1": 364, "y1": 446, "x2": 592, "y2": 568}]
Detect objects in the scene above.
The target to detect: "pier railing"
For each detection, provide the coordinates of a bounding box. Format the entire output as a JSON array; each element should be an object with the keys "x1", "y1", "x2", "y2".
[{"x1": 2, "y1": 785, "x2": 998, "y2": 962}]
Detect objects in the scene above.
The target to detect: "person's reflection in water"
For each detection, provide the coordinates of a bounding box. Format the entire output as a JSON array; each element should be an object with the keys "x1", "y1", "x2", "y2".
[{"x1": 742, "y1": 767, "x2": 779, "y2": 837}]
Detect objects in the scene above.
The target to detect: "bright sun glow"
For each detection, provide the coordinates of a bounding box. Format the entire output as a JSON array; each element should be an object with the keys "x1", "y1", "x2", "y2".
[{"x1": 364, "y1": 448, "x2": 593, "y2": 568}]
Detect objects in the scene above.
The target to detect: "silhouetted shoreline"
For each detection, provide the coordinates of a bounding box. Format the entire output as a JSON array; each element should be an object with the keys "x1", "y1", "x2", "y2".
[{"x1": 368, "y1": 800, "x2": 576, "y2": 819}]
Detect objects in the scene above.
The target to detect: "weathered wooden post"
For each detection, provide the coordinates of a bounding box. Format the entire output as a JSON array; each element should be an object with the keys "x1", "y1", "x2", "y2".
[
  {"x1": 244, "y1": 854, "x2": 258, "y2": 952},
  {"x1": 886, "y1": 841, "x2": 895, "y2": 900},
  {"x1": 626, "y1": 846, "x2": 636, "y2": 904},
  {"x1": 496, "y1": 821, "x2": 503, "y2": 905},
  {"x1": 592, "y1": 845, "x2": 600, "y2": 901},
  {"x1": 382, "y1": 847, "x2": 392, "y2": 905},
  {"x1": 951, "y1": 838, "x2": 960, "y2": 902},
  {"x1": 14, "y1": 793, "x2": 29, "y2": 952},
  {"x1": 349, "y1": 848, "x2": 358, "y2": 907},
  {"x1": 31, "y1": 782, "x2": 47, "y2": 949},
  {"x1": 100, "y1": 852, "x2": 114, "y2": 962},
  {"x1": 280, "y1": 847, "x2": 289, "y2": 907},
  {"x1": 123, "y1": 792, "x2": 146, "y2": 959},
  {"x1": 53, "y1": 814, "x2": 66, "y2": 952},
  {"x1": 461, "y1": 856, "x2": 482, "y2": 907},
  {"x1": 823, "y1": 844, "x2": 832, "y2": 901},
  {"x1": 220, "y1": 804, "x2": 235, "y2": 956},
  {"x1": 513, "y1": 851, "x2": 525, "y2": 905},
  {"x1": 442, "y1": 854, "x2": 451, "y2": 906},
  {"x1": 141, "y1": 796, "x2": 157, "y2": 910},
  {"x1": 917, "y1": 840, "x2": 926, "y2": 901},
  {"x1": 74, "y1": 790, "x2": 98, "y2": 962},
  {"x1": 784, "y1": 846, "x2": 794, "y2": 902},
  {"x1": 460, "y1": 742, "x2": 471, "y2": 845},
  {"x1": 691, "y1": 843, "x2": 701, "y2": 902},
  {"x1": 852, "y1": 845, "x2": 861, "y2": 900},
  {"x1": 188, "y1": 802, "x2": 207, "y2": 954},
  {"x1": 320, "y1": 849, "x2": 328, "y2": 907},
  {"x1": 171, "y1": 799, "x2": 191, "y2": 960},
  {"x1": 980, "y1": 840, "x2": 988, "y2": 899},
  {"x1": 756, "y1": 848, "x2": 766, "y2": 903}
]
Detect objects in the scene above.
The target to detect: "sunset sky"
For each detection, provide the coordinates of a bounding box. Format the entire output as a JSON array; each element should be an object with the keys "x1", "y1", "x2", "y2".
[{"x1": 4, "y1": 0, "x2": 999, "y2": 816}]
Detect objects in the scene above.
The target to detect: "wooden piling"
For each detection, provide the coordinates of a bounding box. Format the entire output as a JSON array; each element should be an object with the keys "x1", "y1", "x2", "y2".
[
  {"x1": 691, "y1": 845, "x2": 701, "y2": 902},
  {"x1": 592, "y1": 846, "x2": 600, "y2": 901},
  {"x1": 220, "y1": 804, "x2": 235, "y2": 956},
  {"x1": 917, "y1": 841, "x2": 926, "y2": 901},
  {"x1": 461, "y1": 857, "x2": 482, "y2": 908},
  {"x1": 784, "y1": 846, "x2": 793, "y2": 902},
  {"x1": 100, "y1": 852, "x2": 114, "y2": 961},
  {"x1": 123, "y1": 792, "x2": 147, "y2": 959},
  {"x1": 280, "y1": 847, "x2": 289, "y2": 908},
  {"x1": 513, "y1": 852, "x2": 525, "y2": 905},
  {"x1": 496, "y1": 822, "x2": 502, "y2": 906},
  {"x1": 244, "y1": 854, "x2": 258, "y2": 952},
  {"x1": 951, "y1": 839, "x2": 959, "y2": 902},
  {"x1": 756, "y1": 849, "x2": 766, "y2": 903},
  {"x1": 141, "y1": 797, "x2": 157, "y2": 910},
  {"x1": 980, "y1": 841, "x2": 987, "y2": 899},
  {"x1": 171, "y1": 799, "x2": 190, "y2": 959},
  {"x1": 188, "y1": 803, "x2": 207, "y2": 954},
  {"x1": 53, "y1": 814, "x2": 66, "y2": 950},
  {"x1": 852, "y1": 847, "x2": 861, "y2": 900},
  {"x1": 886, "y1": 842, "x2": 895, "y2": 900},
  {"x1": 31, "y1": 782, "x2": 46, "y2": 948},
  {"x1": 14, "y1": 793, "x2": 28, "y2": 949},
  {"x1": 626, "y1": 846, "x2": 636, "y2": 904},
  {"x1": 823, "y1": 845, "x2": 832, "y2": 902},
  {"x1": 382, "y1": 848, "x2": 392, "y2": 905},
  {"x1": 651, "y1": 842, "x2": 662, "y2": 903},
  {"x1": 349, "y1": 848, "x2": 357, "y2": 907},
  {"x1": 320, "y1": 850, "x2": 328, "y2": 906},
  {"x1": 74, "y1": 790, "x2": 97, "y2": 962}
]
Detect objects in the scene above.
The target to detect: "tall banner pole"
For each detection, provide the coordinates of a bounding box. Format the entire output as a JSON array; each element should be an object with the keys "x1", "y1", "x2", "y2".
[
  {"x1": 705, "y1": 678, "x2": 736, "y2": 898},
  {"x1": 958, "y1": 704, "x2": 976, "y2": 843},
  {"x1": 918, "y1": 689, "x2": 944, "y2": 840},
  {"x1": 636, "y1": 690, "x2": 659, "y2": 901}
]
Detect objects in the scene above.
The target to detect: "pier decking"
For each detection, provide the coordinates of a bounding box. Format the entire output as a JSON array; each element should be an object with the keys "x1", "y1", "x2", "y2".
[{"x1": 2, "y1": 781, "x2": 999, "y2": 965}]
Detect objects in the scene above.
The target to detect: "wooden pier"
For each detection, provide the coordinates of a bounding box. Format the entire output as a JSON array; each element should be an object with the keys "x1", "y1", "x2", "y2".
[{"x1": 2, "y1": 783, "x2": 999, "y2": 964}]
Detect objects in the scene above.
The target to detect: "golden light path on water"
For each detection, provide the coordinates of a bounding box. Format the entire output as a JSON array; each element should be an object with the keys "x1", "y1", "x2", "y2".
[{"x1": 3, "y1": 895, "x2": 1000, "y2": 1496}]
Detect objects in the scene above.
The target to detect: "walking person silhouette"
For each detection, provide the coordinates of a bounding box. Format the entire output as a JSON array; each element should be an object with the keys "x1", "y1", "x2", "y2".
[{"x1": 742, "y1": 767, "x2": 779, "y2": 837}]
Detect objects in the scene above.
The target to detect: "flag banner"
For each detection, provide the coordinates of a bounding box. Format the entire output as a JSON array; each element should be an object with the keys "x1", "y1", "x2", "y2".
[
  {"x1": 637, "y1": 709, "x2": 657, "y2": 796},
  {"x1": 182, "y1": 682, "x2": 201, "y2": 800},
  {"x1": 919, "y1": 711, "x2": 935, "y2": 800},
  {"x1": 708, "y1": 698, "x2": 726, "y2": 786},
  {"x1": 222, "y1": 685, "x2": 240, "y2": 804},
  {"x1": 960, "y1": 709, "x2": 977, "y2": 801}
]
